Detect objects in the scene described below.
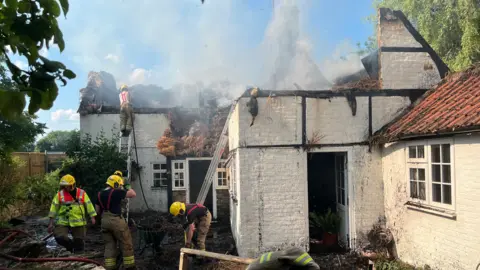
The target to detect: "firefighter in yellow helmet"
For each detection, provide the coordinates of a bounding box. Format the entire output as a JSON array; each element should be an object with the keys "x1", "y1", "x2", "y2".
[
  {"x1": 113, "y1": 170, "x2": 123, "y2": 177},
  {"x1": 95, "y1": 175, "x2": 137, "y2": 270},
  {"x1": 47, "y1": 174, "x2": 97, "y2": 253},
  {"x1": 119, "y1": 84, "x2": 134, "y2": 137},
  {"x1": 247, "y1": 247, "x2": 320, "y2": 270},
  {"x1": 170, "y1": 201, "x2": 211, "y2": 250}
]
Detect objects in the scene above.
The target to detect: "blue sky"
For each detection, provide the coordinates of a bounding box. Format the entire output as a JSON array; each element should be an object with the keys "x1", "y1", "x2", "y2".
[{"x1": 9, "y1": 0, "x2": 376, "y2": 136}]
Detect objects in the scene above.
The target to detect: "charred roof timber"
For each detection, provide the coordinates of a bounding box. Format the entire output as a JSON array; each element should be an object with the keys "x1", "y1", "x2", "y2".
[{"x1": 240, "y1": 89, "x2": 429, "y2": 100}]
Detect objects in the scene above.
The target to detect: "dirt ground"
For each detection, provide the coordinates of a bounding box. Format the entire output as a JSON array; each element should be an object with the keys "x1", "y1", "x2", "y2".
[{"x1": 0, "y1": 211, "x2": 370, "y2": 270}]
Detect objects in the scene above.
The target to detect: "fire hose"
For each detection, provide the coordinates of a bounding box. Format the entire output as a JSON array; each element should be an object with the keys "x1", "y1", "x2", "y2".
[{"x1": 0, "y1": 231, "x2": 102, "y2": 267}]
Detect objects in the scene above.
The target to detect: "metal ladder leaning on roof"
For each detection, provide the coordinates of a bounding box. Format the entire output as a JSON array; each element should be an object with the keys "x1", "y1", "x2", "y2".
[
  {"x1": 196, "y1": 100, "x2": 238, "y2": 205},
  {"x1": 119, "y1": 131, "x2": 133, "y2": 222}
]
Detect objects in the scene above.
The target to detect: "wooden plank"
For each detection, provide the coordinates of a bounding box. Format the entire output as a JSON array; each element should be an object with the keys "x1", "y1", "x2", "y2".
[
  {"x1": 179, "y1": 252, "x2": 189, "y2": 270},
  {"x1": 180, "y1": 248, "x2": 254, "y2": 265}
]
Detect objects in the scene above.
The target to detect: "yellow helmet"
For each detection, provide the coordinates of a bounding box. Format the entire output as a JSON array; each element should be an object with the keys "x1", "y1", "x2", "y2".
[
  {"x1": 106, "y1": 175, "x2": 123, "y2": 188},
  {"x1": 169, "y1": 201, "x2": 186, "y2": 216},
  {"x1": 59, "y1": 174, "x2": 75, "y2": 186},
  {"x1": 120, "y1": 84, "x2": 128, "y2": 92},
  {"x1": 114, "y1": 170, "x2": 123, "y2": 177}
]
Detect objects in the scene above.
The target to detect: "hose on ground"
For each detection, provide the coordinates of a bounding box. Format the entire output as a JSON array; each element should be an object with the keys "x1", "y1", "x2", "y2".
[
  {"x1": 130, "y1": 111, "x2": 151, "y2": 211},
  {"x1": 0, "y1": 253, "x2": 102, "y2": 266},
  {"x1": 0, "y1": 230, "x2": 32, "y2": 238}
]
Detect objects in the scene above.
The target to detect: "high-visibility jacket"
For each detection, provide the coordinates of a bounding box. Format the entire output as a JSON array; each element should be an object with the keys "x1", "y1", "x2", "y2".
[
  {"x1": 48, "y1": 188, "x2": 97, "y2": 227},
  {"x1": 119, "y1": 91, "x2": 130, "y2": 106},
  {"x1": 246, "y1": 247, "x2": 320, "y2": 270}
]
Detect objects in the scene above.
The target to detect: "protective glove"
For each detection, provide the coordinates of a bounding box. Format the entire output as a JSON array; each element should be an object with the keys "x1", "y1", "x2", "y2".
[
  {"x1": 124, "y1": 181, "x2": 131, "y2": 190},
  {"x1": 185, "y1": 242, "x2": 192, "y2": 248}
]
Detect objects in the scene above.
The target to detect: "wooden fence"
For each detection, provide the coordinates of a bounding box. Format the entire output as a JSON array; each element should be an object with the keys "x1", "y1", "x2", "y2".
[{"x1": 12, "y1": 152, "x2": 67, "y2": 179}]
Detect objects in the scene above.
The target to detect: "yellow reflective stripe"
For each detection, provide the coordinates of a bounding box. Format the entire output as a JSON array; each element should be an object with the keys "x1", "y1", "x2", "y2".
[
  {"x1": 266, "y1": 252, "x2": 272, "y2": 262},
  {"x1": 303, "y1": 256, "x2": 313, "y2": 265},
  {"x1": 294, "y1": 253, "x2": 309, "y2": 264},
  {"x1": 123, "y1": 256, "x2": 135, "y2": 265},
  {"x1": 259, "y1": 253, "x2": 266, "y2": 263}
]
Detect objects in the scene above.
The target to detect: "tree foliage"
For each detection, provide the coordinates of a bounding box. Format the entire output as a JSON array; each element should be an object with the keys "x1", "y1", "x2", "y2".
[
  {"x1": 0, "y1": 0, "x2": 76, "y2": 119},
  {"x1": 0, "y1": 113, "x2": 46, "y2": 159},
  {"x1": 59, "y1": 131, "x2": 127, "y2": 196},
  {"x1": 36, "y1": 129, "x2": 79, "y2": 152},
  {"x1": 360, "y1": 0, "x2": 480, "y2": 71}
]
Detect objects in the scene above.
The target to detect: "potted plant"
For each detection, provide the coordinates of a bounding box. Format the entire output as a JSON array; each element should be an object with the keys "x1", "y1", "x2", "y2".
[{"x1": 310, "y1": 208, "x2": 341, "y2": 246}]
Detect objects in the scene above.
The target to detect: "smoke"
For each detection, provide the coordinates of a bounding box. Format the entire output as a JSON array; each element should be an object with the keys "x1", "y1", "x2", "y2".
[{"x1": 66, "y1": 0, "x2": 365, "y2": 108}]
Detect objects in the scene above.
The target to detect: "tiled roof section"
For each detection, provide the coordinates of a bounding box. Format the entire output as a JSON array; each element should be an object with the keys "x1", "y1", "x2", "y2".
[{"x1": 378, "y1": 65, "x2": 480, "y2": 141}]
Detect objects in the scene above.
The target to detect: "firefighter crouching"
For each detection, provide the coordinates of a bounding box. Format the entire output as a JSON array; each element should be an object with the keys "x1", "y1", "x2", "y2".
[
  {"x1": 95, "y1": 175, "x2": 137, "y2": 270},
  {"x1": 170, "y1": 202, "x2": 211, "y2": 250},
  {"x1": 247, "y1": 247, "x2": 320, "y2": 270},
  {"x1": 47, "y1": 174, "x2": 97, "y2": 253}
]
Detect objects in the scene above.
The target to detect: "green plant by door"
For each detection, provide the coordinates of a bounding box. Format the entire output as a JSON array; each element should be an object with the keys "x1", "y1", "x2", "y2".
[{"x1": 309, "y1": 208, "x2": 341, "y2": 234}]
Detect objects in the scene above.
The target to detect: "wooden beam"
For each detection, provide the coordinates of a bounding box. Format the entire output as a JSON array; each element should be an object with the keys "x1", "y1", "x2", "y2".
[
  {"x1": 179, "y1": 251, "x2": 190, "y2": 270},
  {"x1": 180, "y1": 248, "x2": 255, "y2": 265}
]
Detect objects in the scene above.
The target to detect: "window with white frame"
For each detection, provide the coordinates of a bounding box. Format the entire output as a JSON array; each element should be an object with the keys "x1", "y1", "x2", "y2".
[
  {"x1": 152, "y1": 163, "x2": 168, "y2": 188},
  {"x1": 172, "y1": 161, "x2": 186, "y2": 189},
  {"x1": 406, "y1": 141, "x2": 454, "y2": 209},
  {"x1": 216, "y1": 161, "x2": 228, "y2": 189}
]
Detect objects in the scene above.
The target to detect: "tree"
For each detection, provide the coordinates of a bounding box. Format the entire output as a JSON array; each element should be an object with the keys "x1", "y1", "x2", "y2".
[
  {"x1": 360, "y1": 0, "x2": 480, "y2": 71},
  {"x1": 0, "y1": 0, "x2": 76, "y2": 119},
  {"x1": 36, "y1": 130, "x2": 79, "y2": 152}
]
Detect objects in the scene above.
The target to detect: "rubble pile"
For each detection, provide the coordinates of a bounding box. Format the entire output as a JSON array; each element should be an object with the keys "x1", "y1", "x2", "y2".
[{"x1": 312, "y1": 253, "x2": 369, "y2": 270}]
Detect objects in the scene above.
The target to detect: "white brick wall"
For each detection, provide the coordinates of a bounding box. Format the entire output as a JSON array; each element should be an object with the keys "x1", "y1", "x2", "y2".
[
  {"x1": 372, "y1": 96, "x2": 410, "y2": 132},
  {"x1": 80, "y1": 113, "x2": 170, "y2": 212},
  {"x1": 234, "y1": 148, "x2": 309, "y2": 258},
  {"x1": 379, "y1": 18, "x2": 422, "y2": 48},
  {"x1": 382, "y1": 135, "x2": 480, "y2": 270},
  {"x1": 236, "y1": 97, "x2": 302, "y2": 146}
]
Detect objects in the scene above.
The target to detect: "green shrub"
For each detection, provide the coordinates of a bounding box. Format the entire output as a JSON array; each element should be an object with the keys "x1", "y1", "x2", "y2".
[
  {"x1": 19, "y1": 170, "x2": 59, "y2": 205},
  {"x1": 375, "y1": 259, "x2": 418, "y2": 270},
  {"x1": 0, "y1": 156, "x2": 26, "y2": 209},
  {"x1": 309, "y1": 208, "x2": 341, "y2": 234}
]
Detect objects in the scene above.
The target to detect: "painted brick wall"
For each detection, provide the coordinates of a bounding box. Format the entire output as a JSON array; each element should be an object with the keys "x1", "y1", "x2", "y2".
[
  {"x1": 382, "y1": 135, "x2": 480, "y2": 270},
  {"x1": 234, "y1": 147, "x2": 309, "y2": 258},
  {"x1": 216, "y1": 189, "x2": 230, "y2": 222},
  {"x1": 236, "y1": 97, "x2": 302, "y2": 146},
  {"x1": 173, "y1": 190, "x2": 187, "y2": 202},
  {"x1": 378, "y1": 9, "x2": 442, "y2": 89},
  {"x1": 80, "y1": 114, "x2": 119, "y2": 140},
  {"x1": 305, "y1": 97, "x2": 410, "y2": 144}
]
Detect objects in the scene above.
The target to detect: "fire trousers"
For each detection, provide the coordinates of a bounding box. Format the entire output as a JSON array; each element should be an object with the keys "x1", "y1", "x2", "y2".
[
  {"x1": 101, "y1": 212, "x2": 135, "y2": 270},
  {"x1": 120, "y1": 103, "x2": 134, "y2": 132},
  {"x1": 194, "y1": 211, "x2": 211, "y2": 250},
  {"x1": 54, "y1": 225, "x2": 86, "y2": 253}
]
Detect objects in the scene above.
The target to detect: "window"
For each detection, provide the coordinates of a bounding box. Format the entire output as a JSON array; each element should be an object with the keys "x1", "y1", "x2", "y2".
[
  {"x1": 216, "y1": 160, "x2": 228, "y2": 189},
  {"x1": 152, "y1": 163, "x2": 167, "y2": 188},
  {"x1": 406, "y1": 141, "x2": 454, "y2": 210},
  {"x1": 172, "y1": 161, "x2": 186, "y2": 189}
]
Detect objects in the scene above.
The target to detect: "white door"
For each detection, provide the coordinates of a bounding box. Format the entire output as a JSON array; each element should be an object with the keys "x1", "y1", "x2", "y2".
[{"x1": 334, "y1": 153, "x2": 349, "y2": 246}]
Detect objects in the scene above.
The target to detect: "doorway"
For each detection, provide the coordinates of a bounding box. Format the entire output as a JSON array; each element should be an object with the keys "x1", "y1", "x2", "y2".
[
  {"x1": 307, "y1": 152, "x2": 349, "y2": 250},
  {"x1": 187, "y1": 159, "x2": 214, "y2": 213}
]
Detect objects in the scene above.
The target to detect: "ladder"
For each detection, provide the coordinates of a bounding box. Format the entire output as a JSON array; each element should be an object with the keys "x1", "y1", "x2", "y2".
[
  {"x1": 196, "y1": 101, "x2": 237, "y2": 204},
  {"x1": 119, "y1": 132, "x2": 133, "y2": 222}
]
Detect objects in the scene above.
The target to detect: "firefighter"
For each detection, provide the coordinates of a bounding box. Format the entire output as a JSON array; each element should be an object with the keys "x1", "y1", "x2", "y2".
[
  {"x1": 47, "y1": 174, "x2": 97, "y2": 254},
  {"x1": 95, "y1": 175, "x2": 137, "y2": 270},
  {"x1": 113, "y1": 170, "x2": 123, "y2": 177},
  {"x1": 247, "y1": 247, "x2": 320, "y2": 270},
  {"x1": 169, "y1": 202, "x2": 211, "y2": 250},
  {"x1": 119, "y1": 84, "x2": 134, "y2": 136}
]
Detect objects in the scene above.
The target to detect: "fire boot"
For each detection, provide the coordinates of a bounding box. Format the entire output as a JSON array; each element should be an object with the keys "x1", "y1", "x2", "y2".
[
  {"x1": 73, "y1": 238, "x2": 85, "y2": 254},
  {"x1": 55, "y1": 236, "x2": 74, "y2": 253}
]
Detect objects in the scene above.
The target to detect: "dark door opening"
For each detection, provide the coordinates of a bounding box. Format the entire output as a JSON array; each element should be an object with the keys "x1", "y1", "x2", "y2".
[
  {"x1": 188, "y1": 159, "x2": 214, "y2": 212},
  {"x1": 308, "y1": 152, "x2": 349, "y2": 252}
]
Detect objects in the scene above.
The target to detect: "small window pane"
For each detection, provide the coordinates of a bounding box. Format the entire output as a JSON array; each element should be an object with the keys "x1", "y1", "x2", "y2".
[
  {"x1": 174, "y1": 172, "x2": 179, "y2": 179},
  {"x1": 431, "y1": 145, "x2": 441, "y2": 163},
  {"x1": 443, "y1": 185, "x2": 452, "y2": 204},
  {"x1": 153, "y1": 164, "x2": 161, "y2": 170},
  {"x1": 179, "y1": 163, "x2": 184, "y2": 169},
  {"x1": 179, "y1": 172, "x2": 184, "y2": 180},
  {"x1": 160, "y1": 172, "x2": 167, "y2": 179},
  {"x1": 432, "y1": 184, "x2": 441, "y2": 202},
  {"x1": 180, "y1": 180, "x2": 184, "y2": 187},
  {"x1": 418, "y1": 182, "x2": 426, "y2": 200},
  {"x1": 409, "y1": 168, "x2": 416, "y2": 180},
  {"x1": 442, "y1": 165, "x2": 451, "y2": 183},
  {"x1": 410, "y1": 181, "x2": 418, "y2": 198},
  {"x1": 175, "y1": 180, "x2": 180, "y2": 187},
  {"x1": 217, "y1": 172, "x2": 222, "y2": 178},
  {"x1": 417, "y1": 146, "x2": 425, "y2": 159},
  {"x1": 161, "y1": 164, "x2": 167, "y2": 170},
  {"x1": 154, "y1": 173, "x2": 161, "y2": 179},
  {"x1": 174, "y1": 163, "x2": 179, "y2": 169},
  {"x1": 441, "y1": 144, "x2": 450, "y2": 163},
  {"x1": 432, "y1": 165, "x2": 441, "y2": 182},
  {"x1": 418, "y1": 168, "x2": 425, "y2": 181},
  {"x1": 409, "y1": 146, "x2": 417, "y2": 158}
]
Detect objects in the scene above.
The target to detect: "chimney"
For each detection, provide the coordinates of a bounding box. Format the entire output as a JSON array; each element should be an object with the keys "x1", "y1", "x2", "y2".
[{"x1": 377, "y1": 8, "x2": 449, "y2": 89}]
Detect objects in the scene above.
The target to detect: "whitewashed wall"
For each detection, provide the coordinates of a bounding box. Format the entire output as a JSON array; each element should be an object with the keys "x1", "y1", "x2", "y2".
[{"x1": 382, "y1": 134, "x2": 480, "y2": 270}]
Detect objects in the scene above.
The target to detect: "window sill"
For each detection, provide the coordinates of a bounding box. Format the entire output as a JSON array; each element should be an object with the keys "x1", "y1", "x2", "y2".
[
  {"x1": 151, "y1": 186, "x2": 167, "y2": 190},
  {"x1": 216, "y1": 187, "x2": 229, "y2": 190},
  {"x1": 405, "y1": 201, "x2": 456, "y2": 220},
  {"x1": 172, "y1": 188, "x2": 186, "y2": 191}
]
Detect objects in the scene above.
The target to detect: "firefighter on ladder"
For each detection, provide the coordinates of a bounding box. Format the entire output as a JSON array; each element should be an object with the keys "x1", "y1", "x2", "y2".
[
  {"x1": 47, "y1": 174, "x2": 97, "y2": 254},
  {"x1": 119, "y1": 84, "x2": 133, "y2": 137},
  {"x1": 247, "y1": 247, "x2": 320, "y2": 270},
  {"x1": 169, "y1": 202, "x2": 212, "y2": 251},
  {"x1": 95, "y1": 174, "x2": 137, "y2": 270}
]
